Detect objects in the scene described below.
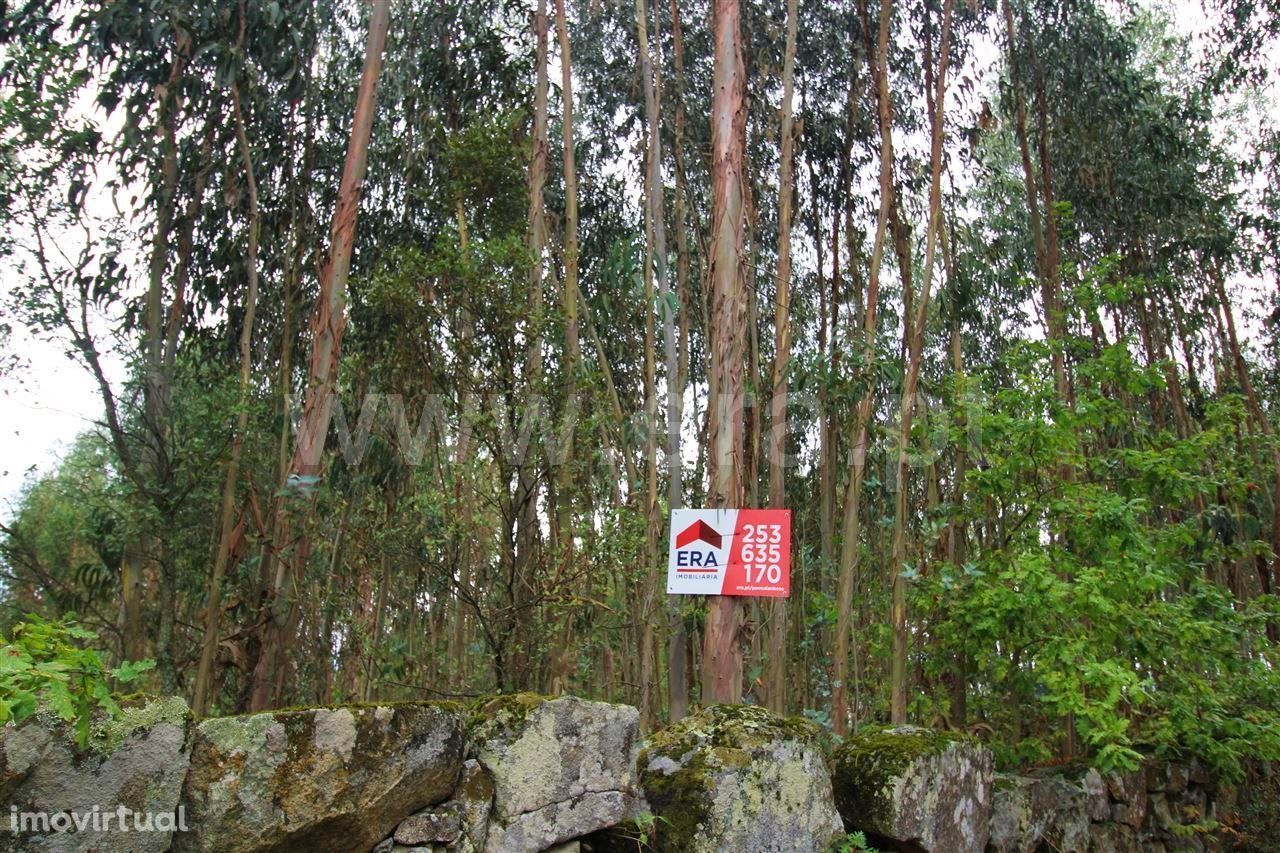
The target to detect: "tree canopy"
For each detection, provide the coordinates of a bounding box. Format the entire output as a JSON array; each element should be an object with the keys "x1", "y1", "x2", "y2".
[{"x1": 1, "y1": 0, "x2": 1278, "y2": 784}]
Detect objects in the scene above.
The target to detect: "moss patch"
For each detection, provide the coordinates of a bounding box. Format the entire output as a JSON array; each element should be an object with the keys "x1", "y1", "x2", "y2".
[
  {"x1": 832, "y1": 725, "x2": 977, "y2": 829},
  {"x1": 646, "y1": 704, "x2": 826, "y2": 759},
  {"x1": 206, "y1": 698, "x2": 455, "y2": 721},
  {"x1": 640, "y1": 743, "x2": 717, "y2": 849},
  {"x1": 466, "y1": 692, "x2": 548, "y2": 742}
]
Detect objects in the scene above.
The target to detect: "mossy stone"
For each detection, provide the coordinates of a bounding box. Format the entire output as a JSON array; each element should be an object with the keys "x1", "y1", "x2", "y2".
[
  {"x1": 831, "y1": 725, "x2": 994, "y2": 853},
  {"x1": 176, "y1": 702, "x2": 464, "y2": 853},
  {"x1": 832, "y1": 725, "x2": 974, "y2": 826},
  {"x1": 640, "y1": 704, "x2": 842, "y2": 852}
]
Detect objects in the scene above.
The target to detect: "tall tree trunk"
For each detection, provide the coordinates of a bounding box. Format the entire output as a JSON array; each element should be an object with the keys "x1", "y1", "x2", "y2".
[
  {"x1": 255, "y1": 33, "x2": 313, "y2": 664},
  {"x1": 193, "y1": 79, "x2": 261, "y2": 718},
  {"x1": 344, "y1": 548, "x2": 375, "y2": 700},
  {"x1": 364, "y1": 551, "x2": 391, "y2": 700},
  {"x1": 251, "y1": 0, "x2": 391, "y2": 710},
  {"x1": 1002, "y1": 0, "x2": 1067, "y2": 403},
  {"x1": 633, "y1": 0, "x2": 676, "y2": 727},
  {"x1": 450, "y1": 199, "x2": 477, "y2": 689},
  {"x1": 511, "y1": 0, "x2": 551, "y2": 691},
  {"x1": 834, "y1": 0, "x2": 896, "y2": 735},
  {"x1": 546, "y1": 0, "x2": 584, "y2": 697},
  {"x1": 1032, "y1": 77, "x2": 1069, "y2": 404},
  {"x1": 765, "y1": 0, "x2": 798, "y2": 716},
  {"x1": 702, "y1": 0, "x2": 747, "y2": 706},
  {"x1": 667, "y1": 0, "x2": 692, "y2": 722},
  {"x1": 890, "y1": 0, "x2": 953, "y2": 725},
  {"x1": 942, "y1": 224, "x2": 969, "y2": 727},
  {"x1": 140, "y1": 42, "x2": 188, "y2": 695}
]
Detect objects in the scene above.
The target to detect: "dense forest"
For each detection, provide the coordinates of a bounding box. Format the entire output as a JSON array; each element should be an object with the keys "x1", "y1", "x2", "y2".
[{"x1": 1, "y1": 0, "x2": 1279, "y2": 782}]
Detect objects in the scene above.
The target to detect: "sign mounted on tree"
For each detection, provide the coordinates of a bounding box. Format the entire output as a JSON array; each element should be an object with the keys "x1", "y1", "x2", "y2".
[{"x1": 667, "y1": 509, "x2": 791, "y2": 597}]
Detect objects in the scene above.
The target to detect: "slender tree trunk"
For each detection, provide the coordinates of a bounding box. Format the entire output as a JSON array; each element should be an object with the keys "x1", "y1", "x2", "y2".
[
  {"x1": 632, "y1": 0, "x2": 679, "y2": 726},
  {"x1": 545, "y1": 0, "x2": 583, "y2": 697},
  {"x1": 942, "y1": 225, "x2": 969, "y2": 727},
  {"x1": 634, "y1": 0, "x2": 664, "y2": 728},
  {"x1": 764, "y1": 0, "x2": 798, "y2": 716},
  {"x1": 1214, "y1": 270, "x2": 1280, "y2": 624},
  {"x1": 743, "y1": 174, "x2": 763, "y2": 690},
  {"x1": 666, "y1": 0, "x2": 692, "y2": 722},
  {"x1": 193, "y1": 80, "x2": 261, "y2": 718},
  {"x1": 809, "y1": 138, "x2": 834, "y2": 609},
  {"x1": 316, "y1": 498, "x2": 351, "y2": 704},
  {"x1": 344, "y1": 549, "x2": 375, "y2": 700},
  {"x1": 511, "y1": 0, "x2": 551, "y2": 691},
  {"x1": 251, "y1": 0, "x2": 391, "y2": 710},
  {"x1": 1033, "y1": 77, "x2": 1070, "y2": 404},
  {"x1": 364, "y1": 551, "x2": 391, "y2": 700},
  {"x1": 450, "y1": 199, "x2": 477, "y2": 689},
  {"x1": 834, "y1": 0, "x2": 895, "y2": 735},
  {"x1": 702, "y1": 0, "x2": 747, "y2": 707},
  {"x1": 890, "y1": 0, "x2": 953, "y2": 725},
  {"x1": 256, "y1": 41, "x2": 312, "y2": 650},
  {"x1": 139, "y1": 43, "x2": 188, "y2": 695},
  {"x1": 1001, "y1": 0, "x2": 1065, "y2": 401}
]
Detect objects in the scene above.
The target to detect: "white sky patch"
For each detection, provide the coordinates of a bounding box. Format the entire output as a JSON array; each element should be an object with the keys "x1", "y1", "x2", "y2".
[{"x1": 0, "y1": 75, "x2": 131, "y2": 519}]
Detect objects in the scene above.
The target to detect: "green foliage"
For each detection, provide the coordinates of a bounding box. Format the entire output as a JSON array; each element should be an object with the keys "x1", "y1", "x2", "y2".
[
  {"x1": 0, "y1": 614, "x2": 153, "y2": 748},
  {"x1": 828, "y1": 831, "x2": 879, "y2": 853},
  {"x1": 920, "y1": 343, "x2": 1280, "y2": 779}
]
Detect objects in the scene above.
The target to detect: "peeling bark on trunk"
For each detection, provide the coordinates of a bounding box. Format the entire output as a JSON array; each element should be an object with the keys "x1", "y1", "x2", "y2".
[
  {"x1": 702, "y1": 0, "x2": 747, "y2": 706},
  {"x1": 251, "y1": 0, "x2": 391, "y2": 711}
]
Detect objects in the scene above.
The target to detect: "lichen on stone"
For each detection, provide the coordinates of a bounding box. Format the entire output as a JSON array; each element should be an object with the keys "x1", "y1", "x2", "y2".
[
  {"x1": 639, "y1": 704, "x2": 843, "y2": 852},
  {"x1": 90, "y1": 695, "x2": 191, "y2": 755},
  {"x1": 198, "y1": 708, "x2": 282, "y2": 756},
  {"x1": 177, "y1": 702, "x2": 465, "y2": 853}
]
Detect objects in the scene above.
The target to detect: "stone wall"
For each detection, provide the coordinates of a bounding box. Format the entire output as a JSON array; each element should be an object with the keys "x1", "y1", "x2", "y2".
[
  {"x1": 987, "y1": 763, "x2": 1226, "y2": 853},
  {"x1": 0, "y1": 694, "x2": 645, "y2": 853},
  {"x1": 0, "y1": 695, "x2": 1270, "y2": 852}
]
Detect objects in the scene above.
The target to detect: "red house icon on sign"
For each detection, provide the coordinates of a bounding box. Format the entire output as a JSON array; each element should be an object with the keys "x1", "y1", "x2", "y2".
[{"x1": 676, "y1": 520, "x2": 722, "y2": 549}]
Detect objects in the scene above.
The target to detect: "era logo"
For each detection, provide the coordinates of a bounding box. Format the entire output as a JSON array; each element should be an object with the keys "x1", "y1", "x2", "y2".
[{"x1": 677, "y1": 550, "x2": 719, "y2": 568}]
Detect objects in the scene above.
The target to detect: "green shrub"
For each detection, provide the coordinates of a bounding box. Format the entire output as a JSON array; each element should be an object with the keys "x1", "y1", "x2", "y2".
[{"x1": 0, "y1": 614, "x2": 153, "y2": 747}]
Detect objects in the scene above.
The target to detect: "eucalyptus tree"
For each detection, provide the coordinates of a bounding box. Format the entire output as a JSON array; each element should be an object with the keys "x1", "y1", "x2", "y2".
[
  {"x1": 703, "y1": 0, "x2": 748, "y2": 705},
  {"x1": 832, "y1": 0, "x2": 891, "y2": 735},
  {"x1": 251, "y1": 0, "x2": 391, "y2": 711},
  {"x1": 191, "y1": 0, "x2": 263, "y2": 719},
  {"x1": 764, "y1": 0, "x2": 798, "y2": 714}
]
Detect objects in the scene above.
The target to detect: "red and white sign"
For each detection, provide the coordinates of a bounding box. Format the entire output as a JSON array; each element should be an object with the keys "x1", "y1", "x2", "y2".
[{"x1": 667, "y1": 508, "x2": 791, "y2": 598}]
